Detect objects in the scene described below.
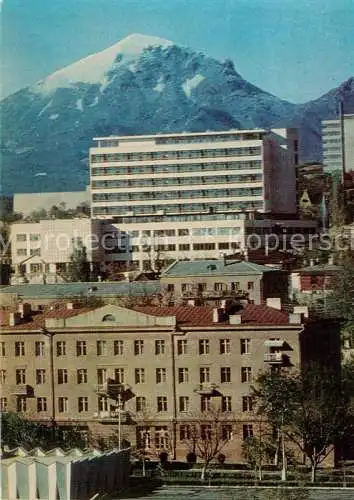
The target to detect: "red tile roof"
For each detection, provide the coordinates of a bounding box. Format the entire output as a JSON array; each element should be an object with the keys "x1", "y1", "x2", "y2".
[{"x1": 2, "y1": 304, "x2": 291, "y2": 330}]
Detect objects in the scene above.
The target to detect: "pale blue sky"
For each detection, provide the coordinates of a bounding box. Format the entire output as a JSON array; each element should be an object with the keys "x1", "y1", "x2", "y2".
[{"x1": 2, "y1": 0, "x2": 353, "y2": 102}]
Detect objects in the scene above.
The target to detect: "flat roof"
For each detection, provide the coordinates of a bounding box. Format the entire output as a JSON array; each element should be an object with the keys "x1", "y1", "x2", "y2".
[
  {"x1": 93, "y1": 129, "x2": 268, "y2": 141},
  {"x1": 0, "y1": 281, "x2": 161, "y2": 298},
  {"x1": 162, "y1": 259, "x2": 275, "y2": 277}
]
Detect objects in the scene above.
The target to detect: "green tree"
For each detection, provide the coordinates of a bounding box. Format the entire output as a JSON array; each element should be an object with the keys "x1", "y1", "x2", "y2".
[
  {"x1": 67, "y1": 242, "x2": 91, "y2": 282},
  {"x1": 253, "y1": 364, "x2": 351, "y2": 482},
  {"x1": 1, "y1": 412, "x2": 87, "y2": 451}
]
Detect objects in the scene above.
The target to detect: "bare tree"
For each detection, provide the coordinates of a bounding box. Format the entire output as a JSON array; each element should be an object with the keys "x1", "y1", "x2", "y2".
[{"x1": 182, "y1": 406, "x2": 235, "y2": 480}]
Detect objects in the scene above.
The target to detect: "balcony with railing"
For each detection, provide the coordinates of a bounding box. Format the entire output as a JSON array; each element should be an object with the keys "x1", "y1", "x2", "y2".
[
  {"x1": 264, "y1": 352, "x2": 284, "y2": 363},
  {"x1": 194, "y1": 383, "x2": 220, "y2": 396},
  {"x1": 11, "y1": 384, "x2": 31, "y2": 396},
  {"x1": 92, "y1": 410, "x2": 132, "y2": 424}
]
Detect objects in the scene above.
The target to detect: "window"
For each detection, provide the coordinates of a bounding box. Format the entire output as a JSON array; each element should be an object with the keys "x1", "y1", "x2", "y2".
[
  {"x1": 0, "y1": 370, "x2": 6, "y2": 384},
  {"x1": 134, "y1": 340, "x2": 144, "y2": 355},
  {"x1": 114, "y1": 368, "x2": 125, "y2": 384},
  {"x1": 214, "y1": 282, "x2": 226, "y2": 292},
  {"x1": 221, "y1": 367, "x2": 231, "y2": 383},
  {"x1": 201, "y1": 424, "x2": 212, "y2": 440},
  {"x1": 155, "y1": 426, "x2": 169, "y2": 449},
  {"x1": 57, "y1": 369, "x2": 68, "y2": 384},
  {"x1": 98, "y1": 396, "x2": 108, "y2": 412},
  {"x1": 30, "y1": 248, "x2": 41, "y2": 256},
  {"x1": 17, "y1": 396, "x2": 27, "y2": 412},
  {"x1": 76, "y1": 341, "x2": 87, "y2": 356},
  {"x1": 178, "y1": 229, "x2": 189, "y2": 236},
  {"x1": 16, "y1": 369, "x2": 26, "y2": 384},
  {"x1": 222, "y1": 396, "x2": 232, "y2": 412},
  {"x1": 56, "y1": 341, "x2": 66, "y2": 356},
  {"x1": 17, "y1": 248, "x2": 27, "y2": 256},
  {"x1": 240, "y1": 339, "x2": 251, "y2": 354},
  {"x1": 155, "y1": 340, "x2": 165, "y2": 355},
  {"x1": 136, "y1": 396, "x2": 146, "y2": 412},
  {"x1": 243, "y1": 424, "x2": 254, "y2": 440},
  {"x1": 37, "y1": 397, "x2": 47, "y2": 412},
  {"x1": 78, "y1": 396, "x2": 89, "y2": 413},
  {"x1": 35, "y1": 341, "x2": 45, "y2": 357},
  {"x1": 114, "y1": 340, "x2": 124, "y2": 355},
  {"x1": 30, "y1": 263, "x2": 42, "y2": 273},
  {"x1": 0, "y1": 342, "x2": 5, "y2": 356},
  {"x1": 231, "y1": 282, "x2": 240, "y2": 291},
  {"x1": 58, "y1": 397, "x2": 69, "y2": 413},
  {"x1": 157, "y1": 396, "x2": 168, "y2": 412},
  {"x1": 201, "y1": 395, "x2": 211, "y2": 412},
  {"x1": 247, "y1": 281, "x2": 254, "y2": 291},
  {"x1": 36, "y1": 369, "x2": 46, "y2": 384},
  {"x1": 242, "y1": 396, "x2": 254, "y2": 412},
  {"x1": 16, "y1": 233, "x2": 27, "y2": 242},
  {"x1": 179, "y1": 396, "x2": 189, "y2": 413},
  {"x1": 220, "y1": 339, "x2": 231, "y2": 354},
  {"x1": 135, "y1": 368, "x2": 145, "y2": 384},
  {"x1": 178, "y1": 367, "x2": 189, "y2": 383},
  {"x1": 97, "y1": 368, "x2": 107, "y2": 385},
  {"x1": 222, "y1": 425, "x2": 233, "y2": 441},
  {"x1": 167, "y1": 284, "x2": 175, "y2": 293},
  {"x1": 102, "y1": 314, "x2": 116, "y2": 322},
  {"x1": 177, "y1": 339, "x2": 187, "y2": 355},
  {"x1": 97, "y1": 340, "x2": 107, "y2": 356},
  {"x1": 30, "y1": 233, "x2": 40, "y2": 241},
  {"x1": 15, "y1": 341, "x2": 25, "y2": 357},
  {"x1": 179, "y1": 424, "x2": 190, "y2": 440},
  {"x1": 199, "y1": 339, "x2": 209, "y2": 355},
  {"x1": 137, "y1": 427, "x2": 151, "y2": 450},
  {"x1": 200, "y1": 367, "x2": 210, "y2": 383},
  {"x1": 156, "y1": 368, "x2": 167, "y2": 384},
  {"x1": 179, "y1": 244, "x2": 190, "y2": 251},
  {"x1": 241, "y1": 367, "x2": 252, "y2": 383},
  {"x1": 77, "y1": 369, "x2": 87, "y2": 384},
  {"x1": 0, "y1": 397, "x2": 8, "y2": 412}
]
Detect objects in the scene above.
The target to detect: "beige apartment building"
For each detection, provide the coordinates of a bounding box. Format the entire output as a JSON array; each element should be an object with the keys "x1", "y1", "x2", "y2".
[
  {"x1": 0, "y1": 301, "x2": 303, "y2": 462},
  {"x1": 160, "y1": 258, "x2": 289, "y2": 306}
]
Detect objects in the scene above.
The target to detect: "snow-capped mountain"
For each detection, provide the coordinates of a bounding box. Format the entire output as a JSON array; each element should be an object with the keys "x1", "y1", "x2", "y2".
[{"x1": 1, "y1": 33, "x2": 353, "y2": 194}]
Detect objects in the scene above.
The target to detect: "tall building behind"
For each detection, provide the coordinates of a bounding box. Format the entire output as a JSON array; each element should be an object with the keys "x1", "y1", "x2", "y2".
[
  {"x1": 322, "y1": 114, "x2": 354, "y2": 174},
  {"x1": 89, "y1": 129, "x2": 304, "y2": 270}
]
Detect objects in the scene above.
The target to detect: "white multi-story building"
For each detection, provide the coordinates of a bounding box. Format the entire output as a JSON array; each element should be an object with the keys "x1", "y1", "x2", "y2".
[
  {"x1": 89, "y1": 129, "x2": 308, "y2": 270},
  {"x1": 10, "y1": 218, "x2": 104, "y2": 284},
  {"x1": 322, "y1": 114, "x2": 354, "y2": 173}
]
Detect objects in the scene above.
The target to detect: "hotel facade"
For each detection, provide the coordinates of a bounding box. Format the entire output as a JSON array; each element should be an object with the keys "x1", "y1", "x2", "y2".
[{"x1": 89, "y1": 129, "x2": 316, "y2": 271}]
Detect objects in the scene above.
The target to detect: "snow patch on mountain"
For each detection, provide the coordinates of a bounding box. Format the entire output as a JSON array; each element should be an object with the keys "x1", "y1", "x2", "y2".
[
  {"x1": 182, "y1": 74, "x2": 205, "y2": 98},
  {"x1": 49, "y1": 114, "x2": 59, "y2": 120},
  {"x1": 32, "y1": 33, "x2": 173, "y2": 95},
  {"x1": 153, "y1": 77, "x2": 165, "y2": 93},
  {"x1": 38, "y1": 99, "x2": 53, "y2": 116},
  {"x1": 76, "y1": 98, "x2": 83, "y2": 111},
  {"x1": 88, "y1": 96, "x2": 99, "y2": 107}
]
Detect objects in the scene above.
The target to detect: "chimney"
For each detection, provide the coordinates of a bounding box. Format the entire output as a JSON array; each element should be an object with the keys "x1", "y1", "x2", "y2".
[
  {"x1": 289, "y1": 313, "x2": 302, "y2": 324},
  {"x1": 18, "y1": 303, "x2": 31, "y2": 319},
  {"x1": 9, "y1": 312, "x2": 22, "y2": 326},
  {"x1": 213, "y1": 308, "x2": 220, "y2": 323},
  {"x1": 266, "y1": 297, "x2": 281, "y2": 310},
  {"x1": 187, "y1": 299, "x2": 195, "y2": 307},
  {"x1": 66, "y1": 302, "x2": 74, "y2": 310},
  {"x1": 293, "y1": 305, "x2": 309, "y2": 318},
  {"x1": 229, "y1": 314, "x2": 242, "y2": 325}
]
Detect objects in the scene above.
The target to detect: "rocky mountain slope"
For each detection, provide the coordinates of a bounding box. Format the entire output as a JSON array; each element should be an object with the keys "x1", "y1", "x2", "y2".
[{"x1": 1, "y1": 33, "x2": 353, "y2": 194}]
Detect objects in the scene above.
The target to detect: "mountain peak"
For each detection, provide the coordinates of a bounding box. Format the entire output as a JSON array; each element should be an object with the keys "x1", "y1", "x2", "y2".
[{"x1": 33, "y1": 33, "x2": 173, "y2": 95}]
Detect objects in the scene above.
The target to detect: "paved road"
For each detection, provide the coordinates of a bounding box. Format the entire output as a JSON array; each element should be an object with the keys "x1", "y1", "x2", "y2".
[{"x1": 116, "y1": 485, "x2": 354, "y2": 500}]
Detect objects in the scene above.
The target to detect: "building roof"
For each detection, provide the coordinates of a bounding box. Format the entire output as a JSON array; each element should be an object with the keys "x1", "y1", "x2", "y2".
[
  {"x1": 298, "y1": 264, "x2": 342, "y2": 275},
  {"x1": 1, "y1": 303, "x2": 292, "y2": 330},
  {"x1": 133, "y1": 304, "x2": 290, "y2": 326},
  {"x1": 162, "y1": 259, "x2": 274, "y2": 277},
  {"x1": 0, "y1": 281, "x2": 161, "y2": 299}
]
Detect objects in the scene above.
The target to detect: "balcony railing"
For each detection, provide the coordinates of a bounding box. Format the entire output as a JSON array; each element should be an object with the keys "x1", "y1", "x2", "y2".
[
  {"x1": 93, "y1": 410, "x2": 131, "y2": 423},
  {"x1": 194, "y1": 383, "x2": 219, "y2": 396},
  {"x1": 95, "y1": 382, "x2": 124, "y2": 395},
  {"x1": 11, "y1": 384, "x2": 30, "y2": 395},
  {"x1": 264, "y1": 352, "x2": 283, "y2": 363}
]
